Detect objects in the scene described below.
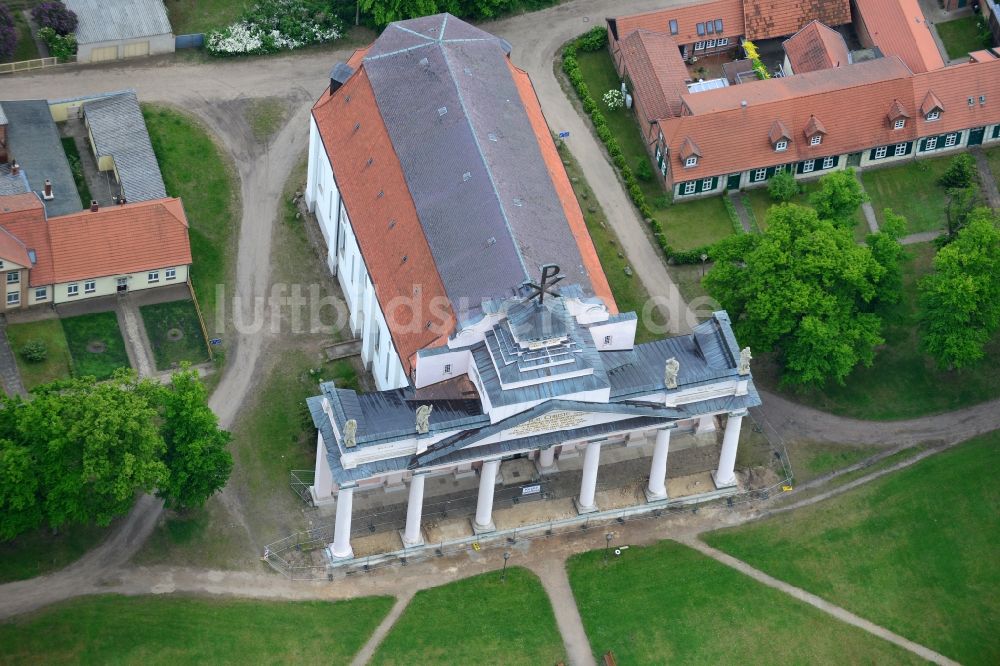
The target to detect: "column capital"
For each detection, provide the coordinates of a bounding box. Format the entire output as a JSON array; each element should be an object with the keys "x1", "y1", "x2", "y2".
[{"x1": 728, "y1": 409, "x2": 749, "y2": 418}]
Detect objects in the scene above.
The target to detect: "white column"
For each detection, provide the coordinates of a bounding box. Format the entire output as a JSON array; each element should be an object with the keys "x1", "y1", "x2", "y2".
[
  {"x1": 536, "y1": 446, "x2": 557, "y2": 475},
  {"x1": 576, "y1": 441, "x2": 602, "y2": 513},
  {"x1": 330, "y1": 486, "x2": 354, "y2": 559},
  {"x1": 473, "y1": 460, "x2": 500, "y2": 533},
  {"x1": 645, "y1": 428, "x2": 672, "y2": 501},
  {"x1": 401, "y1": 474, "x2": 425, "y2": 547},
  {"x1": 713, "y1": 411, "x2": 745, "y2": 488}
]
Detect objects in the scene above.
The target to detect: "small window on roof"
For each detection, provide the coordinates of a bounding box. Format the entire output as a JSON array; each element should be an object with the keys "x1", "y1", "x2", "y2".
[
  {"x1": 696, "y1": 22, "x2": 705, "y2": 36},
  {"x1": 669, "y1": 19, "x2": 678, "y2": 35},
  {"x1": 705, "y1": 20, "x2": 714, "y2": 34},
  {"x1": 715, "y1": 19, "x2": 724, "y2": 32}
]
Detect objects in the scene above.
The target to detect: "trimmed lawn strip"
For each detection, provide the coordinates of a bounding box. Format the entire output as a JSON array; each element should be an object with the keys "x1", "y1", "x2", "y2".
[
  {"x1": 143, "y1": 105, "x2": 238, "y2": 337},
  {"x1": 935, "y1": 16, "x2": 987, "y2": 60},
  {"x1": 744, "y1": 181, "x2": 868, "y2": 240},
  {"x1": 61, "y1": 311, "x2": 130, "y2": 380},
  {"x1": 568, "y1": 540, "x2": 921, "y2": 664},
  {"x1": 756, "y1": 242, "x2": 1000, "y2": 419},
  {"x1": 164, "y1": 0, "x2": 247, "y2": 34},
  {"x1": 59, "y1": 137, "x2": 92, "y2": 209},
  {"x1": 140, "y1": 299, "x2": 209, "y2": 370},
  {"x1": 4, "y1": 318, "x2": 72, "y2": 388},
  {"x1": 0, "y1": 594, "x2": 394, "y2": 663},
  {"x1": 704, "y1": 433, "x2": 1000, "y2": 665},
  {"x1": 371, "y1": 567, "x2": 564, "y2": 665},
  {"x1": 783, "y1": 440, "x2": 881, "y2": 485},
  {"x1": 664, "y1": 196, "x2": 738, "y2": 249},
  {"x1": 0, "y1": 521, "x2": 110, "y2": 584},
  {"x1": 861, "y1": 156, "x2": 967, "y2": 233},
  {"x1": 558, "y1": 141, "x2": 666, "y2": 342}
]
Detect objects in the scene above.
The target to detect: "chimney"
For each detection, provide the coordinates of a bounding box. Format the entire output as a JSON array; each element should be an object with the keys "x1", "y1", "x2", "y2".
[
  {"x1": 10, "y1": 160, "x2": 18, "y2": 176},
  {"x1": 90, "y1": 200, "x2": 99, "y2": 212},
  {"x1": 43, "y1": 179, "x2": 54, "y2": 200}
]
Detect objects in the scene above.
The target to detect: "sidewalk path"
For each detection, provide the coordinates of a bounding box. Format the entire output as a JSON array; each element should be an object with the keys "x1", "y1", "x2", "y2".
[
  {"x1": 971, "y1": 147, "x2": 1000, "y2": 209},
  {"x1": 854, "y1": 170, "x2": 880, "y2": 233},
  {"x1": 531, "y1": 558, "x2": 597, "y2": 666},
  {"x1": 900, "y1": 230, "x2": 944, "y2": 245},
  {"x1": 116, "y1": 297, "x2": 155, "y2": 378},
  {"x1": 679, "y1": 538, "x2": 960, "y2": 666},
  {"x1": 0, "y1": 315, "x2": 28, "y2": 397},
  {"x1": 349, "y1": 591, "x2": 415, "y2": 666},
  {"x1": 728, "y1": 192, "x2": 753, "y2": 233}
]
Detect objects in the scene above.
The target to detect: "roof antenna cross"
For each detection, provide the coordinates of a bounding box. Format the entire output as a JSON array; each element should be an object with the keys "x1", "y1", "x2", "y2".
[{"x1": 522, "y1": 263, "x2": 564, "y2": 304}]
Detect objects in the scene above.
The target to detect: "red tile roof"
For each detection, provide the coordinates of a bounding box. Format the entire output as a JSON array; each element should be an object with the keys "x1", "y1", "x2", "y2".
[
  {"x1": 782, "y1": 20, "x2": 851, "y2": 74},
  {"x1": 618, "y1": 30, "x2": 691, "y2": 121},
  {"x1": 743, "y1": 0, "x2": 851, "y2": 41},
  {"x1": 768, "y1": 119, "x2": 791, "y2": 143},
  {"x1": 0, "y1": 195, "x2": 191, "y2": 286},
  {"x1": 910, "y1": 57, "x2": 1000, "y2": 137},
  {"x1": 0, "y1": 194, "x2": 36, "y2": 268},
  {"x1": 888, "y1": 98, "x2": 910, "y2": 120},
  {"x1": 803, "y1": 114, "x2": 827, "y2": 137},
  {"x1": 853, "y1": 0, "x2": 944, "y2": 73},
  {"x1": 920, "y1": 90, "x2": 944, "y2": 115},
  {"x1": 611, "y1": 0, "x2": 745, "y2": 45}
]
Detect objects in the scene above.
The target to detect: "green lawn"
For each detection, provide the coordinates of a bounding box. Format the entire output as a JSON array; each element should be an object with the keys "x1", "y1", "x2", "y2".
[
  {"x1": 574, "y1": 48, "x2": 733, "y2": 251},
  {"x1": 986, "y1": 146, "x2": 1000, "y2": 184},
  {"x1": 59, "y1": 137, "x2": 92, "y2": 209},
  {"x1": 783, "y1": 441, "x2": 881, "y2": 485},
  {"x1": 140, "y1": 299, "x2": 209, "y2": 370},
  {"x1": 567, "y1": 540, "x2": 920, "y2": 664},
  {"x1": 861, "y1": 156, "x2": 969, "y2": 234},
  {"x1": 936, "y1": 16, "x2": 988, "y2": 60},
  {"x1": 4, "y1": 318, "x2": 72, "y2": 389},
  {"x1": 372, "y1": 567, "x2": 564, "y2": 665},
  {"x1": 704, "y1": 432, "x2": 1000, "y2": 665},
  {"x1": 143, "y1": 105, "x2": 238, "y2": 338},
  {"x1": 745, "y1": 180, "x2": 869, "y2": 241},
  {"x1": 755, "y1": 242, "x2": 1000, "y2": 419},
  {"x1": 1, "y1": 10, "x2": 39, "y2": 64},
  {"x1": 0, "y1": 594, "x2": 394, "y2": 664},
  {"x1": 558, "y1": 140, "x2": 667, "y2": 342},
  {"x1": 247, "y1": 97, "x2": 288, "y2": 143},
  {"x1": 164, "y1": 0, "x2": 246, "y2": 34},
  {"x1": 61, "y1": 311, "x2": 130, "y2": 380},
  {"x1": 0, "y1": 522, "x2": 109, "y2": 583}
]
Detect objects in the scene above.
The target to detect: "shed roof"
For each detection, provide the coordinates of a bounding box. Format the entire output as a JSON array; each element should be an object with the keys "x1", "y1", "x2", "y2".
[
  {"x1": 619, "y1": 30, "x2": 690, "y2": 121},
  {"x1": 783, "y1": 20, "x2": 851, "y2": 74},
  {"x1": 67, "y1": 0, "x2": 172, "y2": 44}
]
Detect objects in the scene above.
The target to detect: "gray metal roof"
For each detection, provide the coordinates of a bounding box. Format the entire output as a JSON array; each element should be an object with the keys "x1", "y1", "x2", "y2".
[
  {"x1": 0, "y1": 164, "x2": 30, "y2": 197},
  {"x1": 362, "y1": 14, "x2": 592, "y2": 317},
  {"x1": 67, "y1": 0, "x2": 172, "y2": 44},
  {"x1": 83, "y1": 91, "x2": 167, "y2": 202},
  {"x1": 0, "y1": 103, "x2": 7, "y2": 126},
  {"x1": 1, "y1": 100, "x2": 80, "y2": 217}
]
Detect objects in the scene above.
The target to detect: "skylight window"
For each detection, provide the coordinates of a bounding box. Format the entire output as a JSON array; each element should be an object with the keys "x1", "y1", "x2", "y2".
[
  {"x1": 715, "y1": 19, "x2": 723, "y2": 32},
  {"x1": 669, "y1": 19, "x2": 678, "y2": 35},
  {"x1": 705, "y1": 20, "x2": 714, "y2": 34},
  {"x1": 696, "y1": 23, "x2": 705, "y2": 36}
]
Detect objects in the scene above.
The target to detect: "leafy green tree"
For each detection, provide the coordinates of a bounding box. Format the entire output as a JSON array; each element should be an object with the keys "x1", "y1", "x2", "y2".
[
  {"x1": 0, "y1": 439, "x2": 42, "y2": 540},
  {"x1": 943, "y1": 186, "x2": 977, "y2": 239},
  {"x1": 866, "y1": 209, "x2": 907, "y2": 305},
  {"x1": 705, "y1": 203, "x2": 885, "y2": 386},
  {"x1": 359, "y1": 0, "x2": 439, "y2": 27},
  {"x1": 808, "y1": 168, "x2": 868, "y2": 228},
  {"x1": 767, "y1": 171, "x2": 799, "y2": 202},
  {"x1": 156, "y1": 368, "x2": 233, "y2": 510},
  {"x1": 937, "y1": 153, "x2": 976, "y2": 189},
  {"x1": 919, "y1": 209, "x2": 1000, "y2": 369}
]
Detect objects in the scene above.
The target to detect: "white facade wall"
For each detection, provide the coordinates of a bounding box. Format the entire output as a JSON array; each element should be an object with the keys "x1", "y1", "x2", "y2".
[
  {"x1": 51, "y1": 264, "x2": 188, "y2": 304},
  {"x1": 77, "y1": 33, "x2": 175, "y2": 63}
]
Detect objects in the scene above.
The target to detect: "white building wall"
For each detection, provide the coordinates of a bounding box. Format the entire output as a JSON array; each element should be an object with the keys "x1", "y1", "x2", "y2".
[{"x1": 46, "y1": 264, "x2": 188, "y2": 305}]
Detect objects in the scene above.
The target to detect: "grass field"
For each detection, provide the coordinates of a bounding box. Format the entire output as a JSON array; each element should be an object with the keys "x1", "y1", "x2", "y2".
[
  {"x1": 0, "y1": 594, "x2": 393, "y2": 664},
  {"x1": 164, "y1": 0, "x2": 246, "y2": 34},
  {"x1": 140, "y1": 299, "x2": 209, "y2": 370},
  {"x1": 567, "y1": 540, "x2": 920, "y2": 664},
  {"x1": 936, "y1": 16, "x2": 987, "y2": 60},
  {"x1": 662, "y1": 196, "x2": 737, "y2": 249},
  {"x1": 61, "y1": 311, "x2": 130, "y2": 380},
  {"x1": 143, "y1": 105, "x2": 238, "y2": 338},
  {"x1": 755, "y1": 242, "x2": 1000, "y2": 419},
  {"x1": 0, "y1": 521, "x2": 110, "y2": 584},
  {"x1": 60, "y1": 137, "x2": 92, "y2": 209},
  {"x1": 783, "y1": 441, "x2": 881, "y2": 485},
  {"x1": 987, "y1": 146, "x2": 1000, "y2": 183},
  {"x1": 861, "y1": 156, "x2": 968, "y2": 234},
  {"x1": 4, "y1": 318, "x2": 72, "y2": 388},
  {"x1": 744, "y1": 180, "x2": 869, "y2": 241},
  {"x1": 704, "y1": 432, "x2": 1000, "y2": 665},
  {"x1": 371, "y1": 567, "x2": 564, "y2": 665}
]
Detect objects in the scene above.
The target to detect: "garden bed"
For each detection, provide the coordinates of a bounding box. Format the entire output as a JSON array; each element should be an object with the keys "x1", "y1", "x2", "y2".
[
  {"x1": 61, "y1": 311, "x2": 130, "y2": 380},
  {"x1": 139, "y1": 299, "x2": 210, "y2": 371},
  {"x1": 60, "y1": 137, "x2": 92, "y2": 209},
  {"x1": 5, "y1": 318, "x2": 72, "y2": 389}
]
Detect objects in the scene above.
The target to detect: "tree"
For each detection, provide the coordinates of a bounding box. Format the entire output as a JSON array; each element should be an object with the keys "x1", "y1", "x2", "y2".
[
  {"x1": 0, "y1": 438, "x2": 42, "y2": 541},
  {"x1": 919, "y1": 209, "x2": 1000, "y2": 369},
  {"x1": 32, "y1": 2, "x2": 77, "y2": 35},
  {"x1": 359, "y1": 0, "x2": 439, "y2": 27},
  {"x1": 156, "y1": 368, "x2": 233, "y2": 510},
  {"x1": 943, "y1": 186, "x2": 977, "y2": 239},
  {"x1": 767, "y1": 171, "x2": 799, "y2": 202},
  {"x1": 0, "y1": 4, "x2": 17, "y2": 61},
  {"x1": 866, "y1": 208, "x2": 907, "y2": 305},
  {"x1": 808, "y1": 168, "x2": 868, "y2": 228},
  {"x1": 937, "y1": 153, "x2": 976, "y2": 189},
  {"x1": 704, "y1": 203, "x2": 885, "y2": 386}
]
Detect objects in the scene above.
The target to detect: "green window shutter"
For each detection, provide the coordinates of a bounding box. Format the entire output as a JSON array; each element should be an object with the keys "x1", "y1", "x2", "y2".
[
  {"x1": 868, "y1": 149, "x2": 878, "y2": 160},
  {"x1": 993, "y1": 125, "x2": 1000, "y2": 139},
  {"x1": 710, "y1": 176, "x2": 717, "y2": 190},
  {"x1": 918, "y1": 138, "x2": 926, "y2": 152},
  {"x1": 796, "y1": 161, "x2": 806, "y2": 174},
  {"x1": 765, "y1": 167, "x2": 775, "y2": 179},
  {"x1": 904, "y1": 141, "x2": 913, "y2": 155}
]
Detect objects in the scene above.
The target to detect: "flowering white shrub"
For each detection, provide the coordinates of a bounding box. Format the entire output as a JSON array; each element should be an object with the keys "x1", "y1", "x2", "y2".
[
  {"x1": 603, "y1": 89, "x2": 624, "y2": 111},
  {"x1": 207, "y1": 0, "x2": 342, "y2": 56}
]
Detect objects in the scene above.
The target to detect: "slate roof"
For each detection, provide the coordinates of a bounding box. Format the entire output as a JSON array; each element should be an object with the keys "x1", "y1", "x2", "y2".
[
  {"x1": 66, "y1": 0, "x2": 172, "y2": 44},
  {"x1": 618, "y1": 30, "x2": 691, "y2": 121},
  {"x1": 853, "y1": 0, "x2": 944, "y2": 73},
  {"x1": 83, "y1": 91, "x2": 167, "y2": 202},
  {"x1": 783, "y1": 21, "x2": 851, "y2": 74},
  {"x1": 0, "y1": 103, "x2": 7, "y2": 125},
  {"x1": 1, "y1": 100, "x2": 80, "y2": 217}
]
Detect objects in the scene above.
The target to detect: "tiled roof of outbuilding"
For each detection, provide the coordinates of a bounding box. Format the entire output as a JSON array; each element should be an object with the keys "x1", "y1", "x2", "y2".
[
  {"x1": 611, "y1": 0, "x2": 745, "y2": 44},
  {"x1": 853, "y1": 0, "x2": 944, "y2": 73},
  {"x1": 619, "y1": 30, "x2": 691, "y2": 120},
  {"x1": 783, "y1": 20, "x2": 851, "y2": 74},
  {"x1": 743, "y1": 0, "x2": 851, "y2": 41}
]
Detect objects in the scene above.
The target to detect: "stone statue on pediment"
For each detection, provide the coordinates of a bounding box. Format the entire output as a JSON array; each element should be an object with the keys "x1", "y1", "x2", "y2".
[
  {"x1": 343, "y1": 419, "x2": 357, "y2": 448},
  {"x1": 738, "y1": 347, "x2": 752, "y2": 375},
  {"x1": 416, "y1": 404, "x2": 433, "y2": 434},
  {"x1": 664, "y1": 357, "x2": 680, "y2": 389}
]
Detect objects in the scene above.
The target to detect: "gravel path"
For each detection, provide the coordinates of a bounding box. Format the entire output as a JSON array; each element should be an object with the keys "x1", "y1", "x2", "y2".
[
  {"x1": 349, "y1": 591, "x2": 415, "y2": 666},
  {"x1": 530, "y1": 558, "x2": 597, "y2": 666}
]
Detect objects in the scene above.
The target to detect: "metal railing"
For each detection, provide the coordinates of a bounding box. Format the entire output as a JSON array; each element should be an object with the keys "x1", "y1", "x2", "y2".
[{"x1": 290, "y1": 470, "x2": 315, "y2": 504}]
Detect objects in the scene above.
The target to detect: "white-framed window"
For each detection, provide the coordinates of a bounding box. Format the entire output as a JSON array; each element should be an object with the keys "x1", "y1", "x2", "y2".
[
  {"x1": 894, "y1": 118, "x2": 906, "y2": 130},
  {"x1": 694, "y1": 41, "x2": 705, "y2": 51},
  {"x1": 926, "y1": 110, "x2": 940, "y2": 121},
  {"x1": 603, "y1": 335, "x2": 612, "y2": 345},
  {"x1": 706, "y1": 38, "x2": 717, "y2": 48},
  {"x1": 894, "y1": 143, "x2": 907, "y2": 157},
  {"x1": 875, "y1": 146, "x2": 888, "y2": 159},
  {"x1": 810, "y1": 135, "x2": 822, "y2": 146},
  {"x1": 683, "y1": 181, "x2": 697, "y2": 195},
  {"x1": 925, "y1": 137, "x2": 938, "y2": 151},
  {"x1": 443, "y1": 363, "x2": 453, "y2": 374},
  {"x1": 84, "y1": 280, "x2": 96, "y2": 294},
  {"x1": 374, "y1": 325, "x2": 381, "y2": 353},
  {"x1": 774, "y1": 164, "x2": 786, "y2": 174},
  {"x1": 0, "y1": 260, "x2": 4, "y2": 269},
  {"x1": 702, "y1": 178, "x2": 713, "y2": 190},
  {"x1": 718, "y1": 37, "x2": 729, "y2": 46},
  {"x1": 6, "y1": 270, "x2": 18, "y2": 285},
  {"x1": 660, "y1": 160, "x2": 667, "y2": 176},
  {"x1": 684, "y1": 156, "x2": 698, "y2": 167},
  {"x1": 34, "y1": 287, "x2": 47, "y2": 301},
  {"x1": 944, "y1": 133, "x2": 958, "y2": 147},
  {"x1": 148, "y1": 271, "x2": 159, "y2": 284},
  {"x1": 775, "y1": 140, "x2": 788, "y2": 152},
  {"x1": 802, "y1": 159, "x2": 815, "y2": 173},
  {"x1": 67, "y1": 284, "x2": 79, "y2": 297},
  {"x1": 165, "y1": 268, "x2": 177, "y2": 280},
  {"x1": 754, "y1": 168, "x2": 767, "y2": 182},
  {"x1": 822, "y1": 156, "x2": 835, "y2": 169},
  {"x1": 6, "y1": 292, "x2": 19, "y2": 306}
]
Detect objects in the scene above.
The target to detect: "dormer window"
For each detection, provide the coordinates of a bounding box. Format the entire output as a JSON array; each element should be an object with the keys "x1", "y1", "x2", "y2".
[
  {"x1": 926, "y1": 110, "x2": 940, "y2": 121},
  {"x1": 810, "y1": 135, "x2": 822, "y2": 146},
  {"x1": 775, "y1": 139, "x2": 788, "y2": 152},
  {"x1": 685, "y1": 156, "x2": 698, "y2": 167},
  {"x1": 894, "y1": 118, "x2": 905, "y2": 130}
]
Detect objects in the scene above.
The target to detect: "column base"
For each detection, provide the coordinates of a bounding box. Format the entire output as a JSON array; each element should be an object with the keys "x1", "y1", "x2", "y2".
[
  {"x1": 644, "y1": 487, "x2": 668, "y2": 503},
  {"x1": 574, "y1": 498, "x2": 598, "y2": 515},
  {"x1": 712, "y1": 470, "x2": 737, "y2": 489},
  {"x1": 471, "y1": 519, "x2": 496, "y2": 535},
  {"x1": 399, "y1": 529, "x2": 425, "y2": 548},
  {"x1": 534, "y1": 460, "x2": 559, "y2": 476},
  {"x1": 309, "y1": 486, "x2": 336, "y2": 507},
  {"x1": 327, "y1": 544, "x2": 354, "y2": 561}
]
